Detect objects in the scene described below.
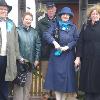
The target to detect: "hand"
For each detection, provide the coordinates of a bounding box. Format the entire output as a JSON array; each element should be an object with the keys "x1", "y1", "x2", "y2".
[
  {"x1": 74, "y1": 57, "x2": 81, "y2": 67},
  {"x1": 53, "y1": 41, "x2": 60, "y2": 49},
  {"x1": 19, "y1": 58, "x2": 25, "y2": 63},
  {"x1": 34, "y1": 61, "x2": 39, "y2": 67},
  {"x1": 60, "y1": 46, "x2": 69, "y2": 51}
]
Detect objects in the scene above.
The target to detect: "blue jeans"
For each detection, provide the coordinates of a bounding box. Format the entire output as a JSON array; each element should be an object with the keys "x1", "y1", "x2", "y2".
[{"x1": 0, "y1": 56, "x2": 8, "y2": 100}]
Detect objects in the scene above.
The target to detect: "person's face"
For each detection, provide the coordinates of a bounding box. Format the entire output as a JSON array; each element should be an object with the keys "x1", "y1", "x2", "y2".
[
  {"x1": 61, "y1": 13, "x2": 70, "y2": 22},
  {"x1": 47, "y1": 6, "x2": 56, "y2": 18},
  {"x1": 90, "y1": 10, "x2": 100, "y2": 23},
  {"x1": 0, "y1": 6, "x2": 8, "y2": 19},
  {"x1": 23, "y1": 15, "x2": 33, "y2": 27}
]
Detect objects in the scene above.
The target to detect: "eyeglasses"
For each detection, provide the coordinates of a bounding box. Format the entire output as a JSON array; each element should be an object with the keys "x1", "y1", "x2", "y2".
[{"x1": 0, "y1": 7, "x2": 8, "y2": 11}]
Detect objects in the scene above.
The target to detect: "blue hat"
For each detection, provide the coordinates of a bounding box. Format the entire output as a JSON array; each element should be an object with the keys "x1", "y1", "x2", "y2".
[
  {"x1": 46, "y1": 2, "x2": 55, "y2": 8},
  {"x1": 59, "y1": 7, "x2": 74, "y2": 18}
]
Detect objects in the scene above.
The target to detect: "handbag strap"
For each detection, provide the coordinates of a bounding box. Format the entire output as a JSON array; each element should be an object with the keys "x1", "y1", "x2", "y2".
[{"x1": 53, "y1": 23, "x2": 60, "y2": 43}]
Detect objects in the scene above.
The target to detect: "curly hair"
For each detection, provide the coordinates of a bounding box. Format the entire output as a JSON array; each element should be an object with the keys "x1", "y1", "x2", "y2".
[{"x1": 87, "y1": 3, "x2": 100, "y2": 19}]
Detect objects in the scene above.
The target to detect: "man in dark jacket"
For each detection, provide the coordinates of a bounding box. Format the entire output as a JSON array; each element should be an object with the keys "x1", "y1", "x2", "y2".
[{"x1": 36, "y1": 2, "x2": 57, "y2": 80}]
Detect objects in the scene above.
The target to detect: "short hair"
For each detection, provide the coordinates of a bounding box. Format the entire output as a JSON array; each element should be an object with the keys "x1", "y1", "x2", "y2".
[
  {"x1": 87, "y1": 3, "x2": 100, "y2": 19},
  {"x1": 22, "y1": 12, "x2": 33, "y2": 20}
]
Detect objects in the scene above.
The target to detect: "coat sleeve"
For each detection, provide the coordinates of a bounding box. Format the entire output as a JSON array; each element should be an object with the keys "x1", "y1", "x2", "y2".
[
  {"x1": 34, "y1": 31, "x2": 41, "y2": 61},
  {"x1": 43, "y1": 23, "x2": 56, "y2": 44},
  {"x1": 36, "y1": 21, "x2": 41, "y2": 37},
  {"x1": 67, "y1": 25, "x2": 79, "y2": 49},
  {"x1": 76, "y1": 25, "x2": 85, "y2": 57},
  {"x1": 14, "y1": 25, "x2": 21, "y2": 59}
]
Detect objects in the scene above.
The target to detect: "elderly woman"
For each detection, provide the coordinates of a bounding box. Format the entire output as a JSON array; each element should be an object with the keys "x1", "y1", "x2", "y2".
[
  {"x1": 43, "y1": 7, "x2": 79, "y2": 100},
  {"x1": 75, "y1": 4, "x2": 100, "y2": 100},
  {"x1": 13, "y1": 12, "x2": 41, "y2": 100}
]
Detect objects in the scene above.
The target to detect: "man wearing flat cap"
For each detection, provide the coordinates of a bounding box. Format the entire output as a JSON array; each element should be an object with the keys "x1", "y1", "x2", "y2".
[
  {"x1": 0, "y1": 0, "x2": 21, "y2": 100},
  {"x1": 36, "y1": 1, "x2": 57, "y2": 97}
]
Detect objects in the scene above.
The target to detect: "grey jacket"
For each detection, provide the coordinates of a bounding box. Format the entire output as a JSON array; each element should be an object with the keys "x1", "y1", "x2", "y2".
[{"x1": 0, "y1": 18, "x2": 20, "y2": 81}]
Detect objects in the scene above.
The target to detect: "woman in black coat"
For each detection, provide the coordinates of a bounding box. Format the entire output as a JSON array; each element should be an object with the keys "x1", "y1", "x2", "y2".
[{"x1": 75, "y1": 4, "x2": 100, "y2": 100}]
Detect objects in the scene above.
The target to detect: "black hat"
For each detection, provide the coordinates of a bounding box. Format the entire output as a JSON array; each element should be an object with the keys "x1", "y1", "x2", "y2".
[
  {"x1": 46, "y1": 2, "x2": 55, "y2": 8},
  {"x1": 0, "y1": 0, "x2": 12, "y2": 13}
]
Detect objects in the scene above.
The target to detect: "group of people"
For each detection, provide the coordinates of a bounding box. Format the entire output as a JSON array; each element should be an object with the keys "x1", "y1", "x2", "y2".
[
  {"x1": 0, "y1": 1, "x2": 41, "y2": 100},
  {"x1": 0, "y1": 0, "x2": 100, "y2": 100}
]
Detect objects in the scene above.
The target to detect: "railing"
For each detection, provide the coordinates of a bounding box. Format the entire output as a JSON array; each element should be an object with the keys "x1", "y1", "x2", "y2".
[
  {"x1": 31, "y1": 66, "x2": 43, "y2": 96},
  {"x1": 8, "y1": 65, "x2": 44, "y2": 97}
]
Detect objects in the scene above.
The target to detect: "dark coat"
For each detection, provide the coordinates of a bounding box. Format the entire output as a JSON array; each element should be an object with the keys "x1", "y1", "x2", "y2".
[
  {"x1": 43, "y1": 22, "x2": 79, "y2": 92},
  {"x1": 76, "y1": 20, "x2": 100, "y2": 93},
  {"x1": 17, "y1": 26, "x2": 41, "y2": 63},
  {"x1": 36, "y1": 14, "x2": 57, "y2": 60}
]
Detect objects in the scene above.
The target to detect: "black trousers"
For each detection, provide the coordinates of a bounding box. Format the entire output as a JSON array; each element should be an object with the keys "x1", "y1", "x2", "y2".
[
  {"x1": 85, "y1": 93, "x2": 100, "y2": 100},
  {"x1": 0, "y1": 56, "x2": 8, "y2": 100}
]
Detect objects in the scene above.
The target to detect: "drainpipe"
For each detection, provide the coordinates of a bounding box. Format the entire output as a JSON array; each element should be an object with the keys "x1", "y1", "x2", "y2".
[
  {"x1": 18, "y1": 0, "x2": 26, "y2": 25},
  {"x1": 79, "y1": 0, "x2": 88, "y2": 29}
]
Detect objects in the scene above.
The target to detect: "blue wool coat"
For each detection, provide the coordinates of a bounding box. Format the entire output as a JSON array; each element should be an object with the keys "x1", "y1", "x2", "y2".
[{"x1": 43, "y1": 22, "x2": 79, "y2": 92}]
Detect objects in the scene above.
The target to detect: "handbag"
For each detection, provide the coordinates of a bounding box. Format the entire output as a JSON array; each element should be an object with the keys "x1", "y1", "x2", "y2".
[{"x1": 13, "y1": 60, "x2": 29, "y2": 87}]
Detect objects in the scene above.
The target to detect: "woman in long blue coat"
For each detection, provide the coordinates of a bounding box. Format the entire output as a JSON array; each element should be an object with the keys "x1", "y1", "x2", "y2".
[{"x1": 43, "y1": 7, "x2": 79, "y2": 100}]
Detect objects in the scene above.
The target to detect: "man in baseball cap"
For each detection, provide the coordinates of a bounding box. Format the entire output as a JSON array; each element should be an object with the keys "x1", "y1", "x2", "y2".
[
  {"x1": 36, "y1": 1, "x2": 57, "y2": 99},
  {"x1": 46, "y1": 2, "x2": 56, "y2": 19},
  {"x1": 46, "y1": 2, "x2": 55, "y2": 8}
]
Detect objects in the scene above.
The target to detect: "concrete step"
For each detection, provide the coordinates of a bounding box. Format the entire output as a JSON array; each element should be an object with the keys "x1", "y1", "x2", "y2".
[
  {"x1": 30, "y1": 96, "x2": 41, "y2": 100},
  {"x1": 8, "y1": 96, "x2": 42, "y2": 100},
  {"x1": 8, "y1": 96, "x2": 56, "y2": 100}
]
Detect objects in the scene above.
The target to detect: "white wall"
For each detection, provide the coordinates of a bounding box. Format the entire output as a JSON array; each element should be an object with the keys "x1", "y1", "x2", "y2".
[
  {"x1": 5, "y1": 0, "x2": 18, "y2": 26},
  {"x1": 26, "y1": 0, "x2": 36, "y2": 28},
  {"x1": 5, "y1": 0, "x2": 36, "y2": 27}
]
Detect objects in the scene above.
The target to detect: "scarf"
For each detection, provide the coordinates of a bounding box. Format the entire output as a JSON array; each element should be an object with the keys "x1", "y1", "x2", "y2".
[{"x1": 58, "y1": 20, "x2": 72, "y2": 31}]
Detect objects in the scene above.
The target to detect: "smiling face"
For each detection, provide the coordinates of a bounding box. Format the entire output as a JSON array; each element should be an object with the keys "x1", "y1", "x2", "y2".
[
  {"x1": 23, "y1": 15, "x2": 33, "y2": 27},
  {"x1": 90, "y1": 9, "x2": 100, "y2": 23},
  {"x1": 61, "y1": 13, "x2": 70, "y2": 22},
  {"x1": 0, "y1": 6, "x2": 8, "y2": 19}
]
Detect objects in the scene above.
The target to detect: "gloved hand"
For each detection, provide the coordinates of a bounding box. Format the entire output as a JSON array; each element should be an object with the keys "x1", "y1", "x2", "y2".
[
  {"x1": 34, "y1": 61, "x2": 39, "y2": 67},
  {"x1": 60, "y1": 46, "x2": 69, "y2": 51},
  {"x1": 53, "y1": 41, "x2": 60, "y2": 49},
  {"x1": 74, "y1": 57, "x2": 81, "y2": 67},
  {"x1": 19, "y1": 58, "x2": 25, "y2": 63}
]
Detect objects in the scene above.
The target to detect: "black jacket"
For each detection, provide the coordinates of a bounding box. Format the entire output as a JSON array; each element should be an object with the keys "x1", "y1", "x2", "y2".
[
  {"x1": 76, "y1": 20, "x2": 100, "y2": 93},
  {"x1": 36, "y1": 14, "x2": 57, "y2": 60}
]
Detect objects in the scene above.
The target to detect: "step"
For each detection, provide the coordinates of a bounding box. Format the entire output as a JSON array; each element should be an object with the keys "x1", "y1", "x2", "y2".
[
  {"x1": 8, "y1": 96, "x2": 56, "y2": 100},
  {"x1": 30, "y1": 96, "x2": 41, "y2": 100},
  {"x1": 8, "y1": 96, "x2": 41, "y2": 100}
]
